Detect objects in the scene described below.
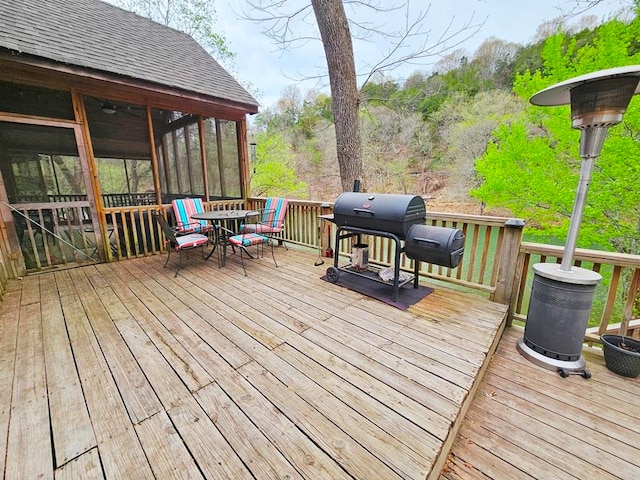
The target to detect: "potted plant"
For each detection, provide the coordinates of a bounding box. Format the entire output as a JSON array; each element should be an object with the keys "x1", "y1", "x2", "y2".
[{"x1": 600, "y1": 334, "x2": 640, "y2": 378}]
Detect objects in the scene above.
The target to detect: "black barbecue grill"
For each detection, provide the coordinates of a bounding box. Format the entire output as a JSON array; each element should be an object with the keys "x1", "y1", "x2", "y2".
[{"x1": 326, "y1": 192, "x2": 465, "y2": 301}]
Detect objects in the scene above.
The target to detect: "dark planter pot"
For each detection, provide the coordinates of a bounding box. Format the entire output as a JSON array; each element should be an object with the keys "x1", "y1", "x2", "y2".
[{"x1": 601, "y1": 334, "x2": 640, "y2": 378}]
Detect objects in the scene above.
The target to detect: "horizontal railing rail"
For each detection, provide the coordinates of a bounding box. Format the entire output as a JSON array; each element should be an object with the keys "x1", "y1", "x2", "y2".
[
  {"x1": 513, "y1": 242, "x2": 640, "y2": 341},
  {"x1": 15, "y1": 193, "x2": 159, "y2": 207}
]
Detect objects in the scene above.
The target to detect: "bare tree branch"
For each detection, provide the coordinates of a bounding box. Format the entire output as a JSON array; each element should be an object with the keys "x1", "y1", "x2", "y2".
[
  {"x1": 358, "y1": 6, "x2": 486, "y2": 90},
  {"x1": 238, "y1": 0, "x2": 487, "y2": 90}
]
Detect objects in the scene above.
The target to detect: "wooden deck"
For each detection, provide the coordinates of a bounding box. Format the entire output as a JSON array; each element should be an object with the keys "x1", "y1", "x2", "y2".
[
  {"x1": 442, "y1": 328, "x2": 640, "y2": 480},
  {"x1": 0, "y1": 247, "x2": 506, "y2": 479},
  {"x1": 2, "y1": 247, "x2": 637, "y2": 479}
]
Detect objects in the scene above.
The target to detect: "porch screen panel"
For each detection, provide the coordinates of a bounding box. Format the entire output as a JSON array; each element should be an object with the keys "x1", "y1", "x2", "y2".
[
  {"x1": 219, "y1": 121, "x2": 241, "y2": 198},
  {"x1": 187, "y1": 124, "x2": 204, "y2": 195},
  {"x1": 203, "y1": 118, "x2": 221, "y2": 198},
  {"x1": 157, "y1": 143, "x2": 167, "y2": 193},
  {"x1": 126, "y1": 159, "x2": 154, "y2": 198},
  {"x1": 203, "y1": 118, "x2": 242, "y2": 200},
  {"x1": 165, "y1": 132, "x2": 178, "y2": 195},
  {"x1": 0, "y1": 122, "x2": 91, "y2": 270},
  {"x1": 0, "y1": 80, "x2": 74, "y2": 120},
  {"x1": 0, "y1": 123, "x2": 83, "y2": 202},
  {"x1": 95, "y1": 157, "x2": 155, "y2": 206},
  {"x1": 154, "y1": 111, "x2": 204, "y2": 199}
]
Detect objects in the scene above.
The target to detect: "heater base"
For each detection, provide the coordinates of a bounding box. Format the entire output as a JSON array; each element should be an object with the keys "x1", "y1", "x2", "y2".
[{"x1": 517, "y1": 338, "x2": 590, "y2": 378}]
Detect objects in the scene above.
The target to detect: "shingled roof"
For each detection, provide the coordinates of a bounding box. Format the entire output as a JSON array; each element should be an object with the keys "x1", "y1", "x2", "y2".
[{"x1": 0, "y1": 0, "x2": 259, "y2": 111}]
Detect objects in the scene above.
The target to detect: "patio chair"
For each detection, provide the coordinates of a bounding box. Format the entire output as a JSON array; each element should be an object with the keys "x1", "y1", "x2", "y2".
[
  {"x1": 240, "y1": 197, "x2": 288, "y2": 249},
  {"x1": 226, "y1": 209, "x2": 277, "y2": 276},
  {"x1": 152, "y1": 210, "x2": 211, "y2": 277},
  {"x1": 171, "y1": 198, "x2": 215, "y2": 235}
]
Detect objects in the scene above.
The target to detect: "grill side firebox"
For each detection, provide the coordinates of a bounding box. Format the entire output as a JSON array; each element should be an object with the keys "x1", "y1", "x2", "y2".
[
  {"x1": 405, "y1": 225, "x2": 465, "y2": 268},
  {"x1": 327, "y1": 193, "x2": 465, "y2": 301}
]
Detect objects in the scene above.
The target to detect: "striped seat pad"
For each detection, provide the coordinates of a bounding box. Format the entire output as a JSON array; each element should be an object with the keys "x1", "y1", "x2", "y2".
[
  {"x1": 239, "y1": 224, "x2": 280, "y2": 234},
  {"x1": 175, "y1": 233, "x2": 210, "y2": 249},
  {"x1": 228, "y1": 233, "x2": 268, "y2": 247}
]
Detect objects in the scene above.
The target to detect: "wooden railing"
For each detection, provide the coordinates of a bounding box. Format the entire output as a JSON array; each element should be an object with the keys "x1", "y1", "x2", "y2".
[
  {"x1": 247, "y1": 197, "x2": 639, "y2": 343},
  {"x1": 7, "y1": 201, "x2": 97, "y2": 271},
  {"x1": 512, "y1": 242, "x2": 640, "y2": 340},
  {"x1": 2, "y1": 195, "x2": 637, "y2": 344},
  {"x1": 103, "y1": 199, "x2": 246, "y2": 260},
  {"x1": 0, "y1": 215, "x2": 11, "y2": 299}
]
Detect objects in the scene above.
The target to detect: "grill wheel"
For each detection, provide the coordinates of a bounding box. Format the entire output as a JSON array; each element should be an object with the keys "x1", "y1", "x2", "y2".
[{"x1": 326, "y1": 266, "x2": 340, "y2": 283}]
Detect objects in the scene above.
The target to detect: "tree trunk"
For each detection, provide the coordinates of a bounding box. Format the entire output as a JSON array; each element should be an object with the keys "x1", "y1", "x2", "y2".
[{"x1": 311, "y1": 0, "x2": 362, "y2": 192}]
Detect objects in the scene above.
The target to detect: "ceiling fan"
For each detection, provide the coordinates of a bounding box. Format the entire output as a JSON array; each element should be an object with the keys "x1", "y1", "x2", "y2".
[{"x1": 87, "y1": 96, "x2": 144, "y2": 118}]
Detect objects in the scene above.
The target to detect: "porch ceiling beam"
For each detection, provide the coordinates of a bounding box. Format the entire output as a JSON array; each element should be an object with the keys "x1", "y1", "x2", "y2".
[{"x1": 0, "y1": 55, "x2": 258, "y2": 121}]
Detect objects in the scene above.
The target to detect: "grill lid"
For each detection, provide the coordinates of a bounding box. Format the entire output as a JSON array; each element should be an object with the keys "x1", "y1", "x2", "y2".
[{"x1": 333, "y1": 193, "x2": 426, "y2": 238}]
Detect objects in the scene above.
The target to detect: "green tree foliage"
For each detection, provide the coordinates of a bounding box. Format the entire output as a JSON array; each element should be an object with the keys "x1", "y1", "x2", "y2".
[
  {"x1": 250, "y1": 132, "x2": 307, "y2": 198},
  {"x1": 360, "y1": 105, "x2": 425, "y2": 193},
  {"x1": 426, "y1": 91, "x2": 525, "y2": 201},
  {"x1": 473, "y1": 13, "x2": 640, "y2": 254},
  {"x1": 414, "y1": 40, "x2": 519, "y2": 121}
]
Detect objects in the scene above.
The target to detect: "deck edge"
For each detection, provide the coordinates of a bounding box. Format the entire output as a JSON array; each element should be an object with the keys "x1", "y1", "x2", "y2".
[{"x1": 427, "y1": 307, "x2": 509, "y2": 480}]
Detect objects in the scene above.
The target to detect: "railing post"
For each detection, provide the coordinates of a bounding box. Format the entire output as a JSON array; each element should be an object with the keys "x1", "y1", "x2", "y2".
[{"x1": 493, "y1": 218, "x2": 525, "y2": 321}]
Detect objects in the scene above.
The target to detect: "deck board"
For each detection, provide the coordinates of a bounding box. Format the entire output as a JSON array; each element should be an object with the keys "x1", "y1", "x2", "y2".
[
  {"x1": 5, "y1": 301, "x2": 51, "y2": 480},
  {"x1": 194, "y1": 382, "x2": 301, "y2": 479},
  {"x1": 54, "y1": 449, "x2": 103, "y2": 480},
  {"x1": 40, "y1": 273, "x2": 96, "y2": 467},
  {"x1": 442, "y1": 329, "x2": 640, "y2": 480},
  {"x1": 4, "y1": 246, "x2": 597, "y2": 480},
  {"x1": 94, "y1": 263, "x2": 214, "y2": 392},
  {"x1": 69, "y1": 267, "x2": 162, "y2": 424},
  {"x1": 0, "y1": 290, "x2": 20, "y2": 479},
  {"x1": 57, "y1": 272, "x2": 155, "y2": 478},
  {"x1": 3, "y1": 248, "x2": 637, "y2": 479}
]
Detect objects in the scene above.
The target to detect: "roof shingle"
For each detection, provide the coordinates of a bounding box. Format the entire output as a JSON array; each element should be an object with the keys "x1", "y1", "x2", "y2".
[{"x1": 0, "y1": 0, "x2": 258, "y2": 109}]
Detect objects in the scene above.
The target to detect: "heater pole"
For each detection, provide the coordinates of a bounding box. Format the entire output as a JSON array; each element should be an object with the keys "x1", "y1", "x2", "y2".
[
  {"x1": 560, "y1": 156, "x2": 594, "y2": 271},
  {"x1": 561, "y1": 125, "x2": 610, "y2": 272}
]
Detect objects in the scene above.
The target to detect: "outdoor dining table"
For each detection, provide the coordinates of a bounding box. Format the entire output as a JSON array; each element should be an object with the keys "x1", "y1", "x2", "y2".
[{"x1": 191, "y1": 209, "x2": 258, "y2": 267}]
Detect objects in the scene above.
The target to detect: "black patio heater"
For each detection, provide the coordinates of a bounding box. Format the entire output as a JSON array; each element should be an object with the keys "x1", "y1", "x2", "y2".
[{"x1": 518, "y1": 66, "x2": 640, "y2": 378}]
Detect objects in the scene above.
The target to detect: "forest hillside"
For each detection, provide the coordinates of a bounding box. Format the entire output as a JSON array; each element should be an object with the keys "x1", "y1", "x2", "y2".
[{"x1": 251, "y1": 5, "x2": 640, "y2": 257}]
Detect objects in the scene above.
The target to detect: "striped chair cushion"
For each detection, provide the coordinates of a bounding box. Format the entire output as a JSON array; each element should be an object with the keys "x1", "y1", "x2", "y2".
[
  {"x1": 228, "y1": 233, "x2": 268, "y2": 247},
  {"x1": 263, "y1": 197, "x2": 288, "y2": 230},
  {"x1": 175, "y1": 233, "x2": 210, "y2": 249},
  {"x1": 172, "y1": 198, "x2": 214, "y2": 234},
  {"x1": 240, "y1": 197, "x2": 288, "y2": 234}
]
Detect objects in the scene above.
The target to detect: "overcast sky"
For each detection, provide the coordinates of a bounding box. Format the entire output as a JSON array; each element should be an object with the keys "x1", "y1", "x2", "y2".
[{"x1": 214, "y1": 0, "x2": 627, "y2": 110}]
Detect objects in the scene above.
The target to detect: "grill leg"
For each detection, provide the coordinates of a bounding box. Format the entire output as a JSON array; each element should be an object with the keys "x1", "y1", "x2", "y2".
[{"x1": 392, "y1": 235, "x2": 401, "y2": 302}]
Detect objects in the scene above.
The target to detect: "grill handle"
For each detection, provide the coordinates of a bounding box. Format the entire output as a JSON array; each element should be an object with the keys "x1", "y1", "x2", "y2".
[
  {"x1": 352, "y1": 208, "x2": 374, "y2": 216},
  {"x1": 412, "y1": 237, "x2": 440, "y2": 247}
]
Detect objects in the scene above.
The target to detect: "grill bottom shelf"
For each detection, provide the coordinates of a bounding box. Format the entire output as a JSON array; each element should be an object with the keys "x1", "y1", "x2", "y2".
[
  {"x1": 327, "y1": 225, "x2": 420, "y2": 302},
  {"x1": 336, "y1": 264, "x2": 415, "y2": 288}
]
